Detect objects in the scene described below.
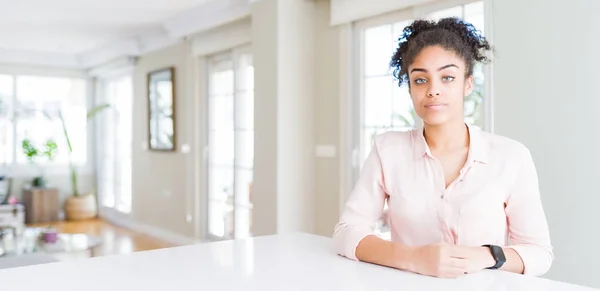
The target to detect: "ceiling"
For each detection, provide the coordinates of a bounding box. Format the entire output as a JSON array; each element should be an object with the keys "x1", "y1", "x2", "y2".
[{"x1": 0, "y1": 0, "x2": 217, "y2": 67}]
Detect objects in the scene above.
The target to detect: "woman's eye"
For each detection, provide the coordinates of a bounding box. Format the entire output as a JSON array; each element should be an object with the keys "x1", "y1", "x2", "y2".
[
  {"x1": 414, "y1": 78, "x2": 427, "y2": 84},
  {"x1": 442, "y1": 76, "x2": 455, "y2": 82}
]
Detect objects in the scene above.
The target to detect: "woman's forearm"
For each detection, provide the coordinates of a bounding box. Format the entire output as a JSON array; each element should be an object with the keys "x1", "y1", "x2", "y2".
[
  {"x1": 355, "y1": 235, "x2": 414, "y2": 271},
  {"x1": 500, "y1": 248, "x2": 525, "y2": 274},
  {"x1": 469, "y1": 246, "x2": 525, "y2": 274}
]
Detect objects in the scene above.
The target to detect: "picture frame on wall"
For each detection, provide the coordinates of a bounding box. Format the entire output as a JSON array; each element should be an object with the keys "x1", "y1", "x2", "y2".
[{"x1": 147, "y1": 67, "x2": 176, "y2": 152}]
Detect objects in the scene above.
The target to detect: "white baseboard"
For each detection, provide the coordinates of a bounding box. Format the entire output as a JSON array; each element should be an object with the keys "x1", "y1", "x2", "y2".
[{"x1": 99, "y1": 208, "x2": 201, "y2": 246}]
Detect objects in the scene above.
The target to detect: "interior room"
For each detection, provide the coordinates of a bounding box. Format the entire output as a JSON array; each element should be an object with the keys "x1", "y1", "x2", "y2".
[{"x1": 0, "y1": 0, "x2": 599, "y2": 289}]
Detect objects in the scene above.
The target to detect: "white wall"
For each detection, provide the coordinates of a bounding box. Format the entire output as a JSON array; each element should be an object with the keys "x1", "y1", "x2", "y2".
[
  {"x1": 251, "y1": 0, "x2": 317, "y2": 235},
  {"x1": 492, "y1": 0, "x2": 600, "y2": 288}
]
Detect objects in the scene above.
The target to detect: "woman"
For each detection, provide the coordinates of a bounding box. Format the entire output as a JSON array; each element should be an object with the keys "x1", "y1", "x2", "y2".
[{"x1": 333, "y1": 17, "x2": 553, "y2": 279}]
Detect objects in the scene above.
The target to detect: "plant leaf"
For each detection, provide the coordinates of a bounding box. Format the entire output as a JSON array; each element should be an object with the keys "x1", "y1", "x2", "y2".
[
  {"x1": 59, "y1": 112, "x2": 73, "y2": 153},
  {"x1": 87, "y1": 104, "x2": 110, "y2": 120}
]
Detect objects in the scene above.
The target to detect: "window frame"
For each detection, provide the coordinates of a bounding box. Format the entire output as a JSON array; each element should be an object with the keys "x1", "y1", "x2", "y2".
[
  {"x1": 95, "y1": 72, "x2": 134, "y2": 217},
  {"x1": 203, "y1": 44, "x2": 254, "y2": 242}
]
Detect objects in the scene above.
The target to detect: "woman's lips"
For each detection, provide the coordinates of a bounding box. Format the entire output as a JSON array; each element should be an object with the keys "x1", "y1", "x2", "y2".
[{"x1": 425, "y1": 104, "x2": 447, "y2": 110}]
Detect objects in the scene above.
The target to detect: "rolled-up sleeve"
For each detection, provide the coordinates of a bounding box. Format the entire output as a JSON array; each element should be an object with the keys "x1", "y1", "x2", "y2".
[
  {"x1": 504, "y1": 145, "x2": 554, "y2": 276},
  {"x1": 333, "y1": 141, "x2": 387, "y2": 261}
]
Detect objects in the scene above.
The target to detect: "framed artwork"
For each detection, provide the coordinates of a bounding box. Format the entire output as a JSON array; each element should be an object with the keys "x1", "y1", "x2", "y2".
[{"x1": 147, "y1": 67, "x2": 176, "y2": 151}]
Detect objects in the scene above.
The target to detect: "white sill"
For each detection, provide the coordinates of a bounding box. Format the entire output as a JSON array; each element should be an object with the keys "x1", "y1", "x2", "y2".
[{"x1": 0, "y1": 164, "x2": 94, "y2": 178}]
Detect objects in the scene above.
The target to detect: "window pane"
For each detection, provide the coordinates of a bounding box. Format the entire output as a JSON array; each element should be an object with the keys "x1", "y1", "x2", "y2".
[
  {"x1": 426, "y1": 5, "x2": 463, "y2": 20},
  {"x1": 235, "y1": 92, "x2": 253, "y2": 130},
  {"x1": 234, "y1": 205, "x2": 252, "y2": 239},
  {"x1": 209, "y1": 95, "x2": 234, "y2": 131},
  {"x1": 364, "y1": 76, "x2": 394, "y2": 127},
  {"x1": 465, "y1": 1, "x2": 485, "y2": 128},
  {"x1": 0, "y1": 118, "x2": 12, "y2": 165},
  {"x1": 392, "y1": 84, "x2": 417, "y2": 128},
  {"x1": 209, "y1": 129, "x2": 234, "y2": 167},
  {"x1": 208, "y1": 166, "x2": 234, "y2": 203},
  {"x1": 235, "y1": 168, "x2": 253, "y2": 239},
  {"x1": 209, "y1": 67, "x2": 234, "y2": 96},
  {"x1": 208, "y1": 49, "x2": 254, "y2": 240},
  {"x1": 235, "y1": 130, "x2": 253, "y2": 169},
  {"x1": 465, "y1": 63, "x2": 485, "y2": 128},
  {"x1": 235, "y1": 168, "x2": 253, "y2": 207},
  {"x1": 236, "y1": 53, "x2": 254, "y2": 92},
  {"x1": 0, "y1": 75, "x2": 13, "y2": 98},
  {"x1": 0, "y1": 75, "x2": 13, "y2": 165},
  {"x1": 208, "y1": 200, "x2": 234, "y2": 238},
  {"x1": 15, "y1": 76, "x2": 87, "y2": 165},
  {"x1": 465, "y1": 1, "x2": 484, "y2": 33},
  {"x1": 98, "y1": 76, "x2": 132, "y2": 213},
  {"x1": 365, "y1": 24, "x2": 393, "y2": 77},
  {"x1": 392, "y1": 20, "x2": 413, "y2": 41}
]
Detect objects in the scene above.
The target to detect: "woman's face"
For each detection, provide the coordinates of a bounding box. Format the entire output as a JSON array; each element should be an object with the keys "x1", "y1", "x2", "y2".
[{"x1": 407, "y1": 45, "x2": 472, "y2": 127}]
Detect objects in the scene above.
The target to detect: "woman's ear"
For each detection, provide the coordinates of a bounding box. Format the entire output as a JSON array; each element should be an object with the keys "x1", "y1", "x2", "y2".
[{"x1": 464, "y1": 75, "x2": 474, "y2": 96}]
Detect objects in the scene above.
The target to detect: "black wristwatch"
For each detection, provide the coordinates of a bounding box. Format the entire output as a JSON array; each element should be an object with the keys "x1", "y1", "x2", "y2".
[{"x1": 482, "y1": 244, "x2": 506, "y2": 270}]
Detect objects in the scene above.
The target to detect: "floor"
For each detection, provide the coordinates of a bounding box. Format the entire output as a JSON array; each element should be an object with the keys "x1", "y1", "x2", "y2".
[{"x1": 27, "y1": 218, "x2": 175, "y2": 257}]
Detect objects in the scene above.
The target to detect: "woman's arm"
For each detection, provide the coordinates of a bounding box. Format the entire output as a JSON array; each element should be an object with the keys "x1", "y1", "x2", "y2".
[
  {"x1": 501, "y1": 145, "x2": 554, "y2": 275},
  {"x1": 462, "y1": 145, "x2": 553, "y2": 276},
  {"x1": 333, "y1": 143, "x2": 388, "y2": 261},
  {"x1": 355, "y1": 235, "x2": 413, "y2": 270}
]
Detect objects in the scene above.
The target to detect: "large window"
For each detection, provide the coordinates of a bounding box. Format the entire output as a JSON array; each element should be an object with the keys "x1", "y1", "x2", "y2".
[
  {"x1": 0, "y1": 74, "x2": 87, "y2": 167},
  {"x1": 206, "y1": 45, "x2": 254, "y2": 240},
  {"x1": 355, "y1": 1, "x2": 486, "y2": 170},
  {"x1": 96, "y1": 76, "x2": 133, "y2": 214}
]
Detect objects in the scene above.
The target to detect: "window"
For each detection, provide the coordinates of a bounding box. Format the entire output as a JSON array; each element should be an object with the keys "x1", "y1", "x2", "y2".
[
  {"x1": 96, "y1": 76, "x2": 133, "y2": 214},
  {"x1": 0, "y1": 74, "x2": 87, "y2": 167},
  {"x1": 356, "y1": 1, "x2": 486, "y2": 170},
  {"x1": 206, "y1": 45, "x2": 254, "y2": 240}
]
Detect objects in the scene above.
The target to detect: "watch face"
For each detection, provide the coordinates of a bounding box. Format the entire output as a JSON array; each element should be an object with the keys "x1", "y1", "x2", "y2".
[{"x1": 492, "y1": 245, "x2": 506, "y2": 263}]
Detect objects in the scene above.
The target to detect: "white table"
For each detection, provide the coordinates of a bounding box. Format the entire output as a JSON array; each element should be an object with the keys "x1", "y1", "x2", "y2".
[{"x1": 0, "y1": 232, "x2": 596, "y2": 290}]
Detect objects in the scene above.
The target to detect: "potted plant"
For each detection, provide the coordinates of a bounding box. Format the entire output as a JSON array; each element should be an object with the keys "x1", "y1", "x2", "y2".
[{"x1": 60, "y1": 104, "x2": 110, "y2": 220}]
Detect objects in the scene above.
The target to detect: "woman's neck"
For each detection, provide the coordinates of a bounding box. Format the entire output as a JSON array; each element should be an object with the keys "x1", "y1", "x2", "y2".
[{"x1": 423, "y1": 121, "x2": 469, "y2": 152}]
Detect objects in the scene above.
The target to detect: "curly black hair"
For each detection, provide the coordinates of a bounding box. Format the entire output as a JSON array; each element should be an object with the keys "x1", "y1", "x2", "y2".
[{"x1": 390, "y1": 17, "x2": 492, "y2": 87}]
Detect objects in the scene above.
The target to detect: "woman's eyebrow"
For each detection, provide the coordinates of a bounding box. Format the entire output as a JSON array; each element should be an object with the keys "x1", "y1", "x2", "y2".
[{"x1": 410, "y1": 64, "x2": 459, "y2": 74}]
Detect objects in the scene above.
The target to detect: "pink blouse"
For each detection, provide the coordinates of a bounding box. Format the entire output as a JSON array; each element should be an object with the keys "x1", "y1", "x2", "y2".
[{"x1": 333, "y1": 124, "x2": 553, "y2": 276}]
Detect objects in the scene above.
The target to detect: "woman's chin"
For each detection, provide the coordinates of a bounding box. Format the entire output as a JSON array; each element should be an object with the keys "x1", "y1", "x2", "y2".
[{"x1": 421, "y1": 116, "x2": 450, "y2": 126}]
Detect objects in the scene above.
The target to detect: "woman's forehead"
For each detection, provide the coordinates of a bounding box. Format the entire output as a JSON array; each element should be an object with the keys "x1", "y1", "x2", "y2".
[{"x1": 410, "y1": 46, "x2": 465, "y2": 70}]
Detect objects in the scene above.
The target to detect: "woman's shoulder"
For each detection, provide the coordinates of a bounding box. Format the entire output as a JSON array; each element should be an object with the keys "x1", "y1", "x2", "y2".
[
  {"x1": 372, "y1": 129, "x2": 416, "y2": 152},
  {"x1": 478, "y1": 129, "x2": 533, "y2": 159}
]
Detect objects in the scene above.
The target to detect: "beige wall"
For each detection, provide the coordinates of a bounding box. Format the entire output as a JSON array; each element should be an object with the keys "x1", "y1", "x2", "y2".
[
  {"x1": 250, "y1": 0, "x2": 279, "y2": 236},
  {"x1": 314, "y1": 0, "x2": 341, "y2": 237},
  {"x1": 131, "y1": 43, "x2": 197, "y2": 238}
]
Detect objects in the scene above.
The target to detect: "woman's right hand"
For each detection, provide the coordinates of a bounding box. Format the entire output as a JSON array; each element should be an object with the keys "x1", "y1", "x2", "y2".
[{"x1": 406, "y1": 243, "x2": 469, "y2": 278}]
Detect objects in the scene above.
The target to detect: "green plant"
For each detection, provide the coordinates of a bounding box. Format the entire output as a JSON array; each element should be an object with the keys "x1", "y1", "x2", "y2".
[
  {"x1": 42, "y1": 140, "x2": 58, "y2": 162},
  {"x1": 60, "y1": 104, "x2": 110, "y2": 197},
  {"x1": 21, "y1": 138, "x2": 58, "y2": 188},
  {"x1": 21, "y1": 139, "x2": 39, "y2": 164}
]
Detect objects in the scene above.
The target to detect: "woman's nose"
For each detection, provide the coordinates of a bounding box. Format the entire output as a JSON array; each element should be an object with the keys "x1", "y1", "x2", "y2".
[
  {"x1": 426, "y1": 80, "x2": 441, "y2": 97},
  {"x1": 427, "y1": 89, "x2": 440, "y2": 97}
]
